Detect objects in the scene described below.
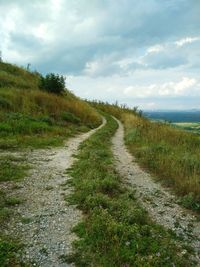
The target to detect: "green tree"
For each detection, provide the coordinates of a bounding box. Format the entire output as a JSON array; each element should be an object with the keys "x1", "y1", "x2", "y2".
[{"x1": 39, "y1": 73, "x2": 65, "y2": 94}]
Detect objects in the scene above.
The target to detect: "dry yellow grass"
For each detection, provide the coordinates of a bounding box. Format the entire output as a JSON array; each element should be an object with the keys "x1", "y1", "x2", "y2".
[
  {"x1": 0, "y1": 62, "x2": 101, "y2": 148},
  {"x1": 0, "y1": 61, "x2": 100, "y2": 126},
  {"x1": 91, "y1": 101, "x2": 200, "y2": 210},
  {"x1": 121, "y1": 113, "x2": 200, "y2": 209}
]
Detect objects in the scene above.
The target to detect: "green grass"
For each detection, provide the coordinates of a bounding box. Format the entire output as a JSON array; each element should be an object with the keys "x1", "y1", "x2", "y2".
[
  {"x1": 0, "y1": 154, "x2": 29, "y2": 266},
  {"x1": 0, "y1": 156, "x2": 29, "y2": 182},
  {"x1": 122, "y1": 114, "x2": 200, "y2": 212},
  {"x1": 65, "y1": 115, "x2": 192, "y2": 267},
  {"x1": 0, "y1": 236, "x2": 23, "y2": 267},
  {"x1": 91, "y1": 101, "x2": 200, "y2": 213},
  {"x1": 0, "y1": 61, "x2": 39, "y2": 91},
  {"x1": 0, "y1": 108, "x2": 98, "y2": 149},
  {"x1": 173, "y1": 122, "x2": 200, "y2": 135},
  {"x1": 0, "y1": 191, "x2": 11, "y2": 224},
  {"x1": 0, "y1": 190, "x2": 24, "y2": 266},
  {"x1": 0, "y1": 118, "x2": 83, "y2": 149},
  {"x1": 0, "y1": 61, "x2": 101, "y2": 149},
  {"x1": 5, "y1": 196, "x2": 24, "y2": 206}
]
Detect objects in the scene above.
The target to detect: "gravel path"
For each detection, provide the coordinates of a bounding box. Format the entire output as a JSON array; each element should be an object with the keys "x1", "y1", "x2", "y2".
[
  {"x1": 4, "y1": 119, "x2": 105, "y2": 267},
  {"x1": 112, "y1": 118, "x2": 200, "y2": 266}
]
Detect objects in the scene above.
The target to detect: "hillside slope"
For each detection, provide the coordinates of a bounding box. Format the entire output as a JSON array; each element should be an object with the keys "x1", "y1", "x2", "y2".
[
  {"x1": 91, "y1": 101, "x2": 200, "y2": 211},
  {"x1": 0, "y1": 61, "x2": 101, "y2": 149}
]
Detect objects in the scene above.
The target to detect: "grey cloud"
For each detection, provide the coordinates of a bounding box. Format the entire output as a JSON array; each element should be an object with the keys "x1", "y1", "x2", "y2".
[
  {"x1": 1, "y1": 0, "x2": 200, "y2": 109},
  {"x1": 9, "y1": 33, "x2": 40, "y2": 50},
  {"x1": 1, "y1": 0, "x2": 199, "y2": 75},
  {"x1": 143, "y1": 51, "x2": 188, "y2": 69}
]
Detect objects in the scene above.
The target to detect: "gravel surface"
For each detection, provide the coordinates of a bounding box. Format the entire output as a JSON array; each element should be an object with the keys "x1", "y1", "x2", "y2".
[
  {"x1": 3, "y1": 119, "x2": 105, "y2": 267},
  {"x1": 112, "y1": 118, "x2": 200, "y2": 266}
]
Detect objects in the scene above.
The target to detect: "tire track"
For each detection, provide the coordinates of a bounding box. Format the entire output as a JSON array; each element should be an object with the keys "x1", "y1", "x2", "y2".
[
  {"x1": 4, "y1": 118, "x2": 105, "y2": 267},
  {"x1": 112, "y1": 117, "x2": 200, "y2": 266}
]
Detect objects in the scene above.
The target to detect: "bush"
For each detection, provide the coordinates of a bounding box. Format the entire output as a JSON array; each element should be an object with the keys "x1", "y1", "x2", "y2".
[
  {"x1": 0, "y1": 97, "x2": 12, "y2": 109},
  {"x1": 39, "y1": 73, "x2": 65, "y2": 94},
  {"x1": 60, "y1": 111, "x2": 81, "y2": 124}
]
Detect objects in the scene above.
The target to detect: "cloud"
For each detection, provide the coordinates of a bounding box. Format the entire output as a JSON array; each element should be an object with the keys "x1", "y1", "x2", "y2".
[
  {"x1": 142, "y1": 49, "x2": 187, "y2": 69},
  {"x1": 122, "y1": 77, "x2": 199, "y2": 99},
  {"x1": 0, "y1": 0, "x2": 198, "y2": 73},
  {"x1": 0, "y1": 0, "x2": 200, "y2": 109},
  {"x1": 175, "y1": 36, "x2": 200, "y2": 47},
  {"x1": 147, "y1": 45, "x2": 165, "y2": 54}
]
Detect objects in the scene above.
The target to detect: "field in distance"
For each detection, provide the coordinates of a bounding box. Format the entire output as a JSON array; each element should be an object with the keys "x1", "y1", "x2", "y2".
[{"x1": 173, "y1": 122, "x2": 200, "y2": 134}]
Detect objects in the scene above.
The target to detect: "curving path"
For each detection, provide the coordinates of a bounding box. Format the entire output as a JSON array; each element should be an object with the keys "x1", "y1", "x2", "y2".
[
  {"x1": 112, "y1": 117, "x2": 200, "y2": 265},
  {"x1": 4, "y1": 118, "x2": 106, "y2": 267}
]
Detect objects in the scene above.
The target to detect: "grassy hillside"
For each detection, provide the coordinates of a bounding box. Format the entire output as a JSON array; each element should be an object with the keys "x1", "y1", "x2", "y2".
[
  {"x1": 0, "y1": 62, "x2": 101, "y2": 149},
  {"x1": 91, "y1": 101, "x2": 200, "y2": 212}
]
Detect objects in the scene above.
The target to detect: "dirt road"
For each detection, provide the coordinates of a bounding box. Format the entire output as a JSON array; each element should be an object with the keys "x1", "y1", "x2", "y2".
[
  {"x1": 4, "y1": 119, "x2": 105, "y2": 267},
  {"x1": 112, "y1": 118, "x2": 200, "y2": 265}
]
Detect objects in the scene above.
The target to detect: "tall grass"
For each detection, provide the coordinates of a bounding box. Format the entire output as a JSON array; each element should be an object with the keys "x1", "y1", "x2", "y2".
[
  {"x1": 0, "y1": 62, "x2": 39, "y2": 90},
  {"x1": 66, "y1": 115, "x2": 191, "y2": 266},
  {"x1": 0, "y1": 62, "x2": 101, "y2": 148},
  {"x1": 92, "y1": 101, "x2": 200, "y2": 211},
  {"x1": 0, "y1": 87, "x2": 101, "y2": 126},
  {"x1": 122, "y1": 113, "x2": 200, "y2": 210},
  {"x1": 90, "y1": 100, "x2": 140, "y2": 118}
]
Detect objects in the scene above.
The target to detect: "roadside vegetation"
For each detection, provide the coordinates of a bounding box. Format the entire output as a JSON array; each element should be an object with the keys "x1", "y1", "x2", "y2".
[
  {"x1": 0, "y1": 155, "x2": 29, "y2": 266},
  {"x1": 122, "y1": 114, "x2": 200, "y2": 211},
  {"x1": 0, "y1": 61, "x2": 101, "y2": 266},
  {"x1": 66, "y1": 115, "x2": 191, "y2": 267},
  {"x1": 91, "y1": 101, "x2": 200, "y2": 212},
  {"x1": 0, "y1": 61, "x2": 101, "y2": 149},
  {"x1": 0, "y1": 60, "x2": 199, "y2": 265}
]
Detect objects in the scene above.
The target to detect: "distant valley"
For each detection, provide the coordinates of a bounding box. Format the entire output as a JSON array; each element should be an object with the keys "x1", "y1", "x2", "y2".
[{"x1": 144, "y1": 110, "x2": 200, "y2": 122}]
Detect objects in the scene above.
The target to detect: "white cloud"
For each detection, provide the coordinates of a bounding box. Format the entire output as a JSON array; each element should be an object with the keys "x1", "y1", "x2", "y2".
[
  {"x1": 175, "y1": 37, "x2": 200, "y2": 47},
  {"x1": 174, "y1": 77, "x2": 196, "y2": 94},
  {"x1": 147, "y1": 44, "x2": 165, "y2": 54},
  {"x1": 122, "y1": 77, "x2": 199, "y2": 98},
  {"x1": 0, "y1": 0, "x2": 200, "y2": 109}
]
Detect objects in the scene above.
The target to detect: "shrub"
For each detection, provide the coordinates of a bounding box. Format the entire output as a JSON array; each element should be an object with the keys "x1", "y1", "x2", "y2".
[
  {"x1": 0, "y1": 97, "x2": 12, "y2": 109},
  {"x1": 60, "y1": 111, "x2": 81, "y2": 124},
  {"x1": 39, "y1": 73, "x2": 65, "y2": 94}
]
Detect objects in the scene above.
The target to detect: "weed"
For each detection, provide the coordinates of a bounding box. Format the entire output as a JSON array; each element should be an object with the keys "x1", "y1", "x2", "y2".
[
  {"x1": 39, "y1": 247, "x2": 48, "y2": 256},
  {"x1": 0, "y1": 190, "x2": 23, "y2": 265},
  {"x1": 60, "y1": 111, "x2": 81, "y2": 124},
  {"x1": 5, "y1": 196, "x2": 23, "y2": 206},
  {"x1": 0, "y1": 156, "x2": 29, "y2": 182},
  {"x1": 181, "y1": 193, "x2": 200, "y2": 211},
  {"x1": 121, "y1": 113, "x2": 200, "y2": 211},
  {"x1": 45, "y1": 186, "x2": 54, "y2": 191},
  {"x1": 92, "y1": 101, "x2": 200, "y2": 213},
  {"x1": 20, "y1": 217, "x2": 32, "y2": 224},
  {"x1": 0, "y1": 97, "x2": 11, "y2": 109},
  {"x1": 0, "y1": 61, "x2": 101, "y2": 149},
  {"x1": 0, "y1": 208, "x2": 11, "y2": 225},
  {"x1": 66, "y1": 115, "x2": 191, "y2": 266},
  {"x1": 0, "y1": 236, "x2": 22, "y2": 267}
]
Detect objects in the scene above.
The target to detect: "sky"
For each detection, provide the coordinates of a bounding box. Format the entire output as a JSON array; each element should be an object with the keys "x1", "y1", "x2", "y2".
[{"x1": 0, "y1": 0, "x2": 200, "y2": 110}]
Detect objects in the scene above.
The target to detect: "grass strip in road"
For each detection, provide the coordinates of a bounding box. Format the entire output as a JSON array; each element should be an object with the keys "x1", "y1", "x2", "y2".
[{"x1": 66, "y1": 115, "x2": 192, "y2": 267}]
